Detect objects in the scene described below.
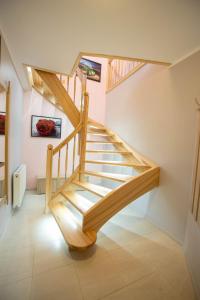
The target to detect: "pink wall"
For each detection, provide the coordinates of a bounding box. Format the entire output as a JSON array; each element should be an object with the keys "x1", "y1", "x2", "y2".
[
  {"x1": 23, "y1": 56, "x2": 107, "y2": 189},
  {"x1": 67, "y1": 56, "x2": 107, "y2": 124},
  {"x1": 22, "y1": 89, "x2": 73, "y2": 189},
  {"x1": 83, "y1": 56, "x2": 107, "y2": 124}
]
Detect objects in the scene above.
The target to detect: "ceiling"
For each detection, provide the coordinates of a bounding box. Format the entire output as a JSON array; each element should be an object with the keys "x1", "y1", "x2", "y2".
[{"x1": 0, "y1": 0, "x2": 200, "y2": 90}]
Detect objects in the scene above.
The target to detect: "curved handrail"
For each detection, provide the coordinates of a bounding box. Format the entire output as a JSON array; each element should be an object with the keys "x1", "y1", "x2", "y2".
[{"x1": 53, "y1": 122, "x2": 82, "y2": 155}]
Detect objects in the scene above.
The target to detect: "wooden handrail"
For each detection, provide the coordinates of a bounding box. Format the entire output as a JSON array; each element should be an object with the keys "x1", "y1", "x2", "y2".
[{"x1": 53, "y1": 122, "x2": 82, "y2": 155}]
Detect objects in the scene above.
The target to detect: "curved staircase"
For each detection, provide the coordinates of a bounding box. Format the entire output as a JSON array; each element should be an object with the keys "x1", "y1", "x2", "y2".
[{"x1": 30, "y1": 67, "x2": 160, "y2": 250}]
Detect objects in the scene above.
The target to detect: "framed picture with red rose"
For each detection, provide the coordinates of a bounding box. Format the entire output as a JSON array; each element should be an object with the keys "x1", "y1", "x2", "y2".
[
  {"x1": 0, "y1": 112, "x2": 6, "y2": 135},
  {"x1": 31, "y1": 115, "x2": 62, "y2": 138}
]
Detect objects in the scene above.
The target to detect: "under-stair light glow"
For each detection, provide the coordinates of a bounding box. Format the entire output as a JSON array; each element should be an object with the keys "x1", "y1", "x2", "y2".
[{"x1": 27, "y1": 66, "x2": 32, "y2": 73}]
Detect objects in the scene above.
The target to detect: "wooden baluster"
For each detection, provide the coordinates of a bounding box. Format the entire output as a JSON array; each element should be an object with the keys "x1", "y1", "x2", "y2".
[
  {"x1": 56, "y1": 150, "x2": 61, "y2": 187},
  {"x1": 79, "y1": 92, "x2": 89, "y2": 180},
  {"x1": 72, "y1": 135, "x2": 76, "y2": 172},
  {"x1": 107, "y1": 60, "x2": 111, "y2": 90},
  {"x1": 45, "y1": 144, "x2": 53, "y2": 213},
  {"x1": 116, "y1": 60, "x2": 119, "y2": 82},
  {"x1": 118, "y1": 60, "x2": 121, "y2": 81},
  {"x1": 67, "y1": 75, "x2": 70, "y2": 92},
  {"x1": 122, "y1": 61, "x2": 125, "y2": 77},
  {"x1": 73, "y1": 74, "x2": 77, "y2": 104},
  {"x1": 112, "y1": 61, "x2": 115, "y2": 85},
  {"x1": 65, "y1": 144, "x2": 68, "y2": 179}
]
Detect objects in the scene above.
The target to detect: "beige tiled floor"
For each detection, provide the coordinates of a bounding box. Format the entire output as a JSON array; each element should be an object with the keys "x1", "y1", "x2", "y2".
[{"x1": 0, "y1": 191, "x2": 196, "y2": 300}]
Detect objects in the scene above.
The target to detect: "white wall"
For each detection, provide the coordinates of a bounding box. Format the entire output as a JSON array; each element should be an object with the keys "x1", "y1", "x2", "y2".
[
  {"x1": 1, "y1": 0, "x2": 200, "y2": 89},
  {"x1": 0, "y1": 36, "x2": 24, "y2": 237},
  {"x1": 105, "y1": 51, "x2": 200, "y2": 243},
  {"x1": 184, "y1": 214, "x2": 200, "y2": 299}
]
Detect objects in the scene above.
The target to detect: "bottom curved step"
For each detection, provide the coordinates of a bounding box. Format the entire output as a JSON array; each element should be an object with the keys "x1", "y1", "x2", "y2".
[{"x1": 49, "y1": 199, "x2": 97, "y2": 250}]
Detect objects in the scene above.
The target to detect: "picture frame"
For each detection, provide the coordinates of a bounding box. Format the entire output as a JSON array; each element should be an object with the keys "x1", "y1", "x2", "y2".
[
  {"x1": 31, "y1": 115, "x2": 62, "y2": 139},
  {"x1": 79, "y1": 58, "x2": 101, "y2": 82}
]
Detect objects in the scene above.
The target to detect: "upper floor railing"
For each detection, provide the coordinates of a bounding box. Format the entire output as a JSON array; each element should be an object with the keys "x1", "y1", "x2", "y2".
[{"x1": 106, "y1": 59, "x2": 145, "y2": 93}]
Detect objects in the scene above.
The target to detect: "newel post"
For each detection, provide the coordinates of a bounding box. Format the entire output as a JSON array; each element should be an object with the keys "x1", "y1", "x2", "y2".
[
  {"x1": 79, "y1": 92, "x2": 89, "y2": 179},
  {"x1": 45, "y1": 144, "x2": 53, "y2": 213}
]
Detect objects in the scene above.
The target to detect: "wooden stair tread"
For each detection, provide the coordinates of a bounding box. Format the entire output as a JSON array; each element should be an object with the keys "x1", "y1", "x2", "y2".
[
  {"x1": 61, "y1": 191, "x2": 93, "y2": 214},
  {"x1": 86, "y1": 141, "x2": 122, "y2": 144},
  {"x1": 73, "y1": 181, "x2": 111, "y2": 197},
  {"x1": 85, "y1": 159, "x2": 146, "y2": 168},
  {"x1": 87, "y1": 128, "x2": 106, "y2": 133},
  {"x1": 81, "y1": 170, "x2": 131, "y2": 182},
  {"x1": 86, "y1": 150, "x2": 131, "y2": 154},
  {"x1": 87, "y1": 133, "x2": 113, "y2": 137},
  {"x1": 88, "y1": 124, "x2": 106, "y2": 130},
  {"x1": 50, "y1": 201, "x2": 96, "y2": 249}
]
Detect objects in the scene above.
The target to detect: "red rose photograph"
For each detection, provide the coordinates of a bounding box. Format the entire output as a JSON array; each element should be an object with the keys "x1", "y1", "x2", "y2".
[
  {"x1": 0, "y1": 112, "x2": 6, "y2": 135},
  {"x1": 31, "y1": 115, "x2": 62, "y2": 138}
]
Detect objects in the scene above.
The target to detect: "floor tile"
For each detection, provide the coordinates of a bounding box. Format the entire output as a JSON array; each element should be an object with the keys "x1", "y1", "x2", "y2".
[
  {"x1": 0, "y1": 278, "x2": 32, "y2": 300},
  {"x1": 102, "y1": 272, "x2": 190, "y2": 300},
  {"x1": 30, "y1": 264, "x2": 82, "y2": 300}
]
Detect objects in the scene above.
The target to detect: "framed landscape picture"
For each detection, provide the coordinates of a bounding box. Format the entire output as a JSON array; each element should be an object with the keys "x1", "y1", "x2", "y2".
[
  {"x1": 0, "y1": 112, "x2": 6, "y2": 135},
  {"x1": 31, "y1": 115, "x2": 62, "y2": 139},
  {"x1": 79, "y1": 58, "x2": 101, "y2": 82}
]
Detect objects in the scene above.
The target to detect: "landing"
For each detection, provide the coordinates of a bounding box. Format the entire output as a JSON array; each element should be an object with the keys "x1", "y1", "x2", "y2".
[{"x1": 0, "y1": 191, "x2": 195, "y2": 300}]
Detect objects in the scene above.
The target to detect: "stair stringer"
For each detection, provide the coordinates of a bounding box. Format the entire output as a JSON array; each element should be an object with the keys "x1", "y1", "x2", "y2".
[{"x1": 82, "y1": 166, "x2": 160, "y2": 232}]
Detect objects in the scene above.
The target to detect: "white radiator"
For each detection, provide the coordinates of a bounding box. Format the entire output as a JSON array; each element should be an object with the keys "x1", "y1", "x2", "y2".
[{"x1": 13, "y1": 164, "x2": 26, "y2": 208}]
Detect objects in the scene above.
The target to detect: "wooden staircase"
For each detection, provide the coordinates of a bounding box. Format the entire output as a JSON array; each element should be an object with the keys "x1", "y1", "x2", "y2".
[{"x1": 30, "y1": 67, "x2": 160, "y2": 251}]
